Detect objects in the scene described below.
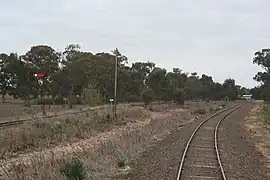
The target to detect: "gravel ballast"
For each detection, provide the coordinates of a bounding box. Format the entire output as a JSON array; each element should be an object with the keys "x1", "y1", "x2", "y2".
[{"x1": 122, "y1": 103, "x2": 269, "y2": 180}]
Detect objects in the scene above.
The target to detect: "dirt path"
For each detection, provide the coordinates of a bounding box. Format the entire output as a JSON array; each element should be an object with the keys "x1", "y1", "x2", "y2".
[
  {"x1": 243, "y1": 103, "x2": 270, "y2": 177},
  {"x1": 219, "y1": 103, "x2": 268, "y2": 180}
]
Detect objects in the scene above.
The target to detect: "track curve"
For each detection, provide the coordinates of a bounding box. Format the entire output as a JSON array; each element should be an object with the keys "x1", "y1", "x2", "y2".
[{"x1": 176, "y1": 104, "x2": 242, "y2": 180}]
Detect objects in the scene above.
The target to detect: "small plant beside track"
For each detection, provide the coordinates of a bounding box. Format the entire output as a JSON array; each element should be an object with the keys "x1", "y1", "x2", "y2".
[{"x1": 261, "y1": 105, "x2": 270, "y2": 124}]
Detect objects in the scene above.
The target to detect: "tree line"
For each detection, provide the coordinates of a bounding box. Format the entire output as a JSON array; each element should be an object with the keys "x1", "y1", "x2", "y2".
[{"x1": 0, "y1": 44, "x2": 249, "y2": 107}]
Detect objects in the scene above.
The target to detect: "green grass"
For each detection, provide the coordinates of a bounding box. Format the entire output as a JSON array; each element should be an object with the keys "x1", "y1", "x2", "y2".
[{"x1": 261, "y1": 105, "x2": 270, "y2": 124}]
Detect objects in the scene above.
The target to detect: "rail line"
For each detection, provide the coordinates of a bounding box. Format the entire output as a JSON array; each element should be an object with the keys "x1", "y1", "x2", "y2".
[
  {"x1": 0, "y1": 101, "x2": 172, "y2": 128},
  {"x1": 176, "y1": 104, "x2": 242, "y2": 180}
]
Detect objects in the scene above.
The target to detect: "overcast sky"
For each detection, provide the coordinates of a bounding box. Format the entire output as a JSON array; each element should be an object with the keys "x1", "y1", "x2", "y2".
[{"x1": 0, "y1": 0, "x2": 269, "y2": 88}]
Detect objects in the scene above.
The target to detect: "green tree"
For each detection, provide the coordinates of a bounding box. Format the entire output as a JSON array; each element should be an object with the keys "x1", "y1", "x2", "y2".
[
  {"x1": 222, "y1": 78, "x2": 237, "y2": 100},
  {"x1": 22, "y1": 45, "x2": 61, "y2": 101},
  {"x1": 172, "y1": 88, "x2": 185, "y2": 105},
  {"x1": 200, "y1": 74, "x2": 214, "y2": 100},
  {"x1": 147, "y1": 67, "x2": 168, "y2": 101},
  {"x1": 253, "y1": 49, "x2": 270, "y2": 100},
  {"x1": 141, "y1": 88, "x2": 155, "y2": 108},
  {"x1": 184, "y1": 73, "x2": 203, "y2": 100},
  {"x1": 0, "y1": 53, "x2": 14, "y2": 102}
]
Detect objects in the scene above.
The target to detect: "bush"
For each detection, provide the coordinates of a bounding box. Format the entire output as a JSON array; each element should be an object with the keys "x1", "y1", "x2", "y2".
[
  {"x1": 37, "y1": 96, "x2": 82, "y2": 105},
  {"x1": 117, "y1": 159, "x2": 126, "y2": 168},
  {"x1": 60, "y1": 157, "x2": 86, "y2": 180},
  {"x1": 173, "y1": 88, "x2": 185, "y2": 105},
  {"x1": 261, "y1": 105, "x2": 270, "y2": 124},
  {"x1": 221, "y1": 103, "x2": 227, "y2": 108},
  {"x1": 141, "y1": 88, "x2": 155, "y2": 108},
  {"x1": 126, "y1": 94, "x2": 141, "y2": 103},
  {"x1": 193, "y1": 108, "x2": 207, "y2": 115}
]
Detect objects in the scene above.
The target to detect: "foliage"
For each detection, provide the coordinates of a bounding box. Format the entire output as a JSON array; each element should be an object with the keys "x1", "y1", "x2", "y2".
[
  {"x1": 261, "y1": 105, "x2": 270, "y2": 124},
  {"x1": 60, "y1": 157, "x2": 86, "y2": 180},
  {"x1": 172, "y1": 88, "x2": 185, "y2": 105},
  {"x1": 117, "y1": 159, "x2": 126, "y2": 168},
  {"x1": 141, "y1": 88, "x2": 155, "y2": 107},
  {"x1": 253, "y1": 49, "x2": 270, "y2": 101},
  {"x1": 193, "y1": 108, "x2": 207, "y2": 115},
  {"x1": 0, "y1": 44, "x2": 247, "y2": 105}
]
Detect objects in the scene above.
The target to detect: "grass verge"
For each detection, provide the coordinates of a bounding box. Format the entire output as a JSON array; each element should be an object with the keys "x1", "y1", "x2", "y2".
[
  {"x1": 0, "y1": 107, "x2": 148, "y2": 159},
  {"x1": 261, "y1": 105, "x2": 270, "y2": 124}
]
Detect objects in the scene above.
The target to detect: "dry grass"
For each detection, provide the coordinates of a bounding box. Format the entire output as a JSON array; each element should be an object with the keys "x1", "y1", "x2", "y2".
[
  {"x1": 244, "y1": 104, "x2": 270, "y2": 177},
  {"x1": 0, "y1": 102, "x2": 86, "y2": 120},
  {"x1": 0, "y1": 106, "x2": 148, "y2": 159},
  {"x1": 0, "y1": 102, "x2": 228, "y2": 180}
]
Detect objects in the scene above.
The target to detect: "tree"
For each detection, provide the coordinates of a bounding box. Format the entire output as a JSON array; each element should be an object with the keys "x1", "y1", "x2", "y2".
[
  {"x1": 184, "y1": 74, "x2": 203, "y2": 100},
  {"x1": 147, "y1": 67, "x2": 168, "y2": 101},
  {"x1": 200, "y1": 74, "x2": 214, "y2": 100},
  {"x1": 141, "y1": 88, "x2": 155, "y2": 108},
  {"x1": 172, "y1": 88, "x2": 185, "y2": 105},
  {"x1": 253, "y1": 49, "x2": 270, "y2": 101},
  {"x1": 0, "y1": 43, "x2": 248, "y2": 106},
  {"x1": 0, "y1": 53, "x2": 14, "y2": 102},
  {"x1": 250, "y1": 86, "x2": 263, "y2": 100},
  {"x1": 8, "y1": 54, "x2": 36, "y2": 106},
  {"x1": 22, "y1": 45, "x2": 61, "y2": 102},
  {"x1": 222, "y1": 78, "x2": 237, "y2": 100},
  {"x1": 210, "y1": 82, "x2": 223, "y2": 100}
]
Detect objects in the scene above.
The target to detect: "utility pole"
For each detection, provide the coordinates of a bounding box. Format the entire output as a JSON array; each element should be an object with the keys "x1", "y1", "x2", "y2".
[
  {"x1": 33, "y1": 73, "x2": 46, "y2": 116},
  {"x1": 113, "y1": 48, "x2": 119, "y2": 120}
]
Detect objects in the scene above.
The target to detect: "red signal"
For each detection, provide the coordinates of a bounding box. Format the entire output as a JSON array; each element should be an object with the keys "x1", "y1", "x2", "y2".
[{"x1": 33, "y1": 73, "x2": 46, "y2": 78}]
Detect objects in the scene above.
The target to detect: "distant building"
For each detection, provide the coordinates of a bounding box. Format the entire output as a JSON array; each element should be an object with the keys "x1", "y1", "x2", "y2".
[{"x1": 242, "y1": 94, "x2": 252, "y2": 100}]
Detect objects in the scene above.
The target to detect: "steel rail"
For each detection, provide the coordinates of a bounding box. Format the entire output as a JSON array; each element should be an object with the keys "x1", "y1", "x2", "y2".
[
  {"x1": 176, "y1": 104, "x2": 241, "y2": 180},
  {"x1": 214, "y1": 104, "x2": 243, "y2": 180}
]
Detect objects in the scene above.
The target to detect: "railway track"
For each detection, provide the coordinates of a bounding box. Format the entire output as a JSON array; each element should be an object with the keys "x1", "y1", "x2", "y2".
[
  {"x1": 0, "y1": 101, "x2": 173, "y2": 128},
  {"x1": 176, "y1": 104, "x2": 242, "y2": 180}
]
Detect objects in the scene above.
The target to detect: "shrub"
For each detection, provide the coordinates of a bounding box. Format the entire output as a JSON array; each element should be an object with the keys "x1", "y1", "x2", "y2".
[
  {"x1": 261, "y1": 105, "x2": 270, "y2": 124},
  {"x1": 60, "y1": 157, "x2": 86, "y2": 180},
  {"x1": 193, "y1": 108, "x2": 207, "y2": 115},
  {"x1": 37, "y1": 96, "x2": 82, "y2": 105},
  {"x1": 126, "y1": 94, "x2": 141, "y2": 103},
  {"x1": 172, "y1": 88, "x2": 185, "y2": 105},
  {"x1": 141, "y1": 88, "x2": 155, "y2": 108},
  {"x1": 117, "y1": 159, "x2": 126, "y2": 168}
]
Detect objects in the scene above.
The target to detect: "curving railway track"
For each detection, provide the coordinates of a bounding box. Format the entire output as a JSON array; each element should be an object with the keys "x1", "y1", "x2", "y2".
[{"x1": 176, "y1": 104, "x2": 242, "y2": 180}]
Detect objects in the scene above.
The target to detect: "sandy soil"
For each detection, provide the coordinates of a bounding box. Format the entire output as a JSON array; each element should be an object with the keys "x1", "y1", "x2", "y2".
[{"x1": 243, "y1": 104, "x2": 270, "y2": 177}]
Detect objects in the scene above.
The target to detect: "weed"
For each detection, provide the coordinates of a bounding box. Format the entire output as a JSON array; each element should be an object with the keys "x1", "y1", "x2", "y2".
[
  {"x1": 261, "y1": 105, "x2": 270, "y2": 124},
  {"x1": 117, "y1": 159, "x2": 126, "y2": 168},
  {"x1": 193, "y1": 108, "x2": 207, "y2": 115},
  {"x1": 60, "y1": 157, "x2": 86, "y2": 180},
  {"x1": 221, "y1": 104, "x2": 226, "y2": 108}
]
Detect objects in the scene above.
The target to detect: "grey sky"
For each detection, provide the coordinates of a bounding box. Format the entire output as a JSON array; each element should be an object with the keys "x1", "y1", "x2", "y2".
[{"x1": 0, "y1": 0, "x2": 269, "y2": 88}]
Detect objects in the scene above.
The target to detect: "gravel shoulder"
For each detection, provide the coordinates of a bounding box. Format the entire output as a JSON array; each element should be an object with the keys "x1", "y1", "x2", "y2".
[
  {"x1": 122, "y1": 103, "x2": 269, "y2": 180},
  {"x1": 219, "y1": 103, "x2": 269, "y2": 180}
]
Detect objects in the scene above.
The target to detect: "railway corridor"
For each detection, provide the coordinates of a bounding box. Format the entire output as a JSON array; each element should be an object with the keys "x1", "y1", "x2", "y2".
[
  {"x1": 176, "y1": 105, "x2": 241, "y2": 180},
  {"x1": 126, "y1": 103, "x2": 269, "y2": 180}
]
